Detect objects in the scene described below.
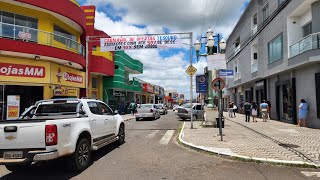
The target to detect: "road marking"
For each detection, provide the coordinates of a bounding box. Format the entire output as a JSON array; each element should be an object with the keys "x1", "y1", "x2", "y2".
[
  {"x1": 301, "y1": 171, "x2": 320, "y2": 177},
  {"x1": 159, "y1": 130, "x2": 175, "y2": 145},
  {"x1": 146, "y1": 130, "x2": 159, "y2": 139}
]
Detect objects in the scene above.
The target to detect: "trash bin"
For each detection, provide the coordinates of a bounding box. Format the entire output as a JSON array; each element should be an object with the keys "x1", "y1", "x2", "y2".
[{"x1": 216, "y1": 117, "x2": 224, "y2": 128}]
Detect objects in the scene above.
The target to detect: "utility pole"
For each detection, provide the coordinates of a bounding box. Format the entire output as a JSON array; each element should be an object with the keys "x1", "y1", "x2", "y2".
[{"x1": 190, "y1": 32, "x2": 194, "y2": 129}]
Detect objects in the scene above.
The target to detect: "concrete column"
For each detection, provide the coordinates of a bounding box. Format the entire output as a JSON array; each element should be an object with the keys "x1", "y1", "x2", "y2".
[{"x1": 312, "y1": 1, "x2": 320, "y2": 33}]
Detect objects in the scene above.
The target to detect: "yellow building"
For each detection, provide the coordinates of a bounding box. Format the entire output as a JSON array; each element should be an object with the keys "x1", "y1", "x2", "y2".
[{"x1": 0, "y1": 0, "x2": 87, "y2": 120}]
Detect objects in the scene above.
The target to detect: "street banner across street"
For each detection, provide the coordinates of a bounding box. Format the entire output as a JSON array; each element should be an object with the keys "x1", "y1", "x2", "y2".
[{"x1": 100, "y1": 34, "x2": 182, "y2": 51}]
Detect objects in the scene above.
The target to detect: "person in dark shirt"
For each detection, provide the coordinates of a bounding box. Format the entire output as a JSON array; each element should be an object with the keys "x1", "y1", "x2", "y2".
[{"x1": 243, "y1": 100, "x2": 251, "y2": 122}]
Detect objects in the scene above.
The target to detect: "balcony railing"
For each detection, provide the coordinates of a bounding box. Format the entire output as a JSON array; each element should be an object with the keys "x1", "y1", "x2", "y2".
[
  {"x1": 0, "y1": 22, "x2": 85, "y2": 57},
  {"x1": 289, "y1": 32, "x2": 320, "y2": 58},
  {"x1": 234, "y1": 72, "x2": 241, "y2": 81},
  {"x1": 234, "y1": 45, "x2": 241, "y2": 55},
  {"x1": 252, "y1": 25, "x2": 257, "y2": 35},
  {"x1": 251, "y1": 62, "x2": 258, "y2": 73}
]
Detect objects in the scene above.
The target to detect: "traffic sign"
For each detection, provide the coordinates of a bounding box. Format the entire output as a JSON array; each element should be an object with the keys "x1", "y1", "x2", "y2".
[
  {"x1": 212, "y1": 77, "x2": 225, "y2": 91},
  {"x1": 185, "y1": 65, "x2": 197, "y2": 76},
  {"x1": 219, "y1": 70, "x2": 234, "y2": 77}
]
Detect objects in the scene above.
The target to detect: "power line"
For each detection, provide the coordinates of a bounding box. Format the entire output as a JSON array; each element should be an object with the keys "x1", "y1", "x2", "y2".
[
  {"x1": 210, "y1": 0, "x2": 219, "y2": 28},
  {"x1": 215, "y1": 0, "x2": 225, "y2": 28},
  {"x1": 200, "y1": 0, "x2": 209, "y2": 38}
]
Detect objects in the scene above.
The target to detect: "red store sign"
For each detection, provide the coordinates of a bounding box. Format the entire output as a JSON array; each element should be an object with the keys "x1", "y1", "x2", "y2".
[
  {"x1": 0, "y1": 62, "x2": 45, "y2": 78},
  {"x1": 143, "y1": 83, "x2": 154, "y2": 93}
]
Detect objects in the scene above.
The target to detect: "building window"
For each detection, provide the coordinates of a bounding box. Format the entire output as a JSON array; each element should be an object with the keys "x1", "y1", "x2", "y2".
[
  {"x1": 54, "y1": 25, "x2": 77, "y2": 49},
  {"x1": 268, "y1": 33, "x2": 283, "y2": 63},
  {"x1": 262, "y1": 4, "x2": 269, "y2": 21},
  {"x1": 302, "y1": 22, "x2": 312, "y2": 37},
  {"x1": 115, "y1": 65, "x2": 119, "y2": 69},
  {"x1": 92, "y1": 77, "x2": 97, "y2": 89},
  {"x1": 0, "y1": 11, "x2": 38, "y2": 42},
  {"x1": 253, "y1": 13, "x2": 257, "y2": 25}
]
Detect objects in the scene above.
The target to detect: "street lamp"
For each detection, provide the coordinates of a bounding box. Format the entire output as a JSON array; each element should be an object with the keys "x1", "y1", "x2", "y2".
[{"x1": 194, "y1": 27, "x2": 226, "y2": 141}]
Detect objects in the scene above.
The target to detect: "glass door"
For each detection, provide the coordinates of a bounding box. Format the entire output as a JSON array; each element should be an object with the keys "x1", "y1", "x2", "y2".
[
  {"x1": 0, "y1": 85, "x2": 4, "y2": 120},
  {"x1": 281, "y1": 84, "x2": 293, "y2": 121}
]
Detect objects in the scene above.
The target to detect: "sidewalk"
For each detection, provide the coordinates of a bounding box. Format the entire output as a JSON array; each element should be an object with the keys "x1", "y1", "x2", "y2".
[
  {"x1": 121, "y1": 114, "x2": 135, "y2": 122},
  {"x1": 179, "y1": 112, "x2": 320, "y2": 167}
]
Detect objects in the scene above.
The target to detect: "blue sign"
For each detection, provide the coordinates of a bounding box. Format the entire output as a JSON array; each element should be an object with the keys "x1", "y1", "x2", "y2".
[
  {"x1": 196, "y1": 75, "x2": 207, "y2": 93},
  {"x1": 219, "y1": 70, "x2": 234, "y2": 77}
]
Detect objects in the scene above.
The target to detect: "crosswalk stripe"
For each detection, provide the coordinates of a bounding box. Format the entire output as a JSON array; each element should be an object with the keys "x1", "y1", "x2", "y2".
[
  {"x1": 159, "y1": 130, "x2": 175, "y2": 145},
  {"x1": 146, "y1": 130, "x2": 159, "y2": 139},
  {"x1": 301, "y1": 171, "x2": 320, "y2": 177}
]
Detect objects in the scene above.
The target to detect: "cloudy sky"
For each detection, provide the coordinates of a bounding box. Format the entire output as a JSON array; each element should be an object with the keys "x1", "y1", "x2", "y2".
[{"x1": 79, "y1": 0, "x2": 250, "y2": 99}]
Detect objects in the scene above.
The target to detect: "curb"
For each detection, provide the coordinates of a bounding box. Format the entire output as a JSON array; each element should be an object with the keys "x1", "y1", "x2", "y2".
[
  {"x1": 123, "y1": 117, "x2": 135, "y2": 122},
  {"x1": 178, "y1": 122, "x2": 319, "y2": 168}
]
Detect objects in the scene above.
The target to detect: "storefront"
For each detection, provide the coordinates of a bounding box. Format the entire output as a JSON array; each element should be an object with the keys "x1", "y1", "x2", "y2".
[
  {"x1": 275, "y1": 78, "x2": 297, "y2": 124},
  {"x1": 0, "y1": 57, "x2": 85, "y2": 120},
  {"x1": 143, "y1": 83, "x2": 154, "y2": 104},
  {"x1": 255, "y1": 79, "x2": 267, "y2": 107}
]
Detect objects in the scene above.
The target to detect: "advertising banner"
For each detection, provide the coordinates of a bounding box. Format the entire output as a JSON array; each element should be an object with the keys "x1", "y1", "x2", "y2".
[
  {"x1": 207, "y1": 54, "x2": 226, "y2": 70},
  {"x1": 196, "y1": 75, "x2": 207, "y2": 93},
  {"x1": 53, "y1": 86, "x2": 78, "y2": 97},
  {"x1": 6, "y1": 95, "x2": 20, "y2": 120},
  {"x1": 100, "y1": 34, "x2": 182, "y2": 51}
]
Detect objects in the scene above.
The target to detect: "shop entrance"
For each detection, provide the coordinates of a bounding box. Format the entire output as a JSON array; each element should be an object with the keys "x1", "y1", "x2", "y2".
[{"x1": 0, "y1": 85, "x2": 43, "y2": 120}]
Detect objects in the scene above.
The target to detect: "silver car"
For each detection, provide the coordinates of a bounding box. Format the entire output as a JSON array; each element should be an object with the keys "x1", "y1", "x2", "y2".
[
  {"x1": 156, "y1": 104, "x2": 168, "y2": 115},
  {"x1": 177, "y1": 103, "x2": 204, "y2": 120},
  {"x1": 136, "y1": 104, "x2": 160, "y2": 120}
]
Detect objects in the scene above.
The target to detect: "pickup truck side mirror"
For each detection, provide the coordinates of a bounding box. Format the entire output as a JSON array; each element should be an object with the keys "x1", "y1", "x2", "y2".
[{"x1": 114, "y1": 110, "x2": 119, "y2": 115}]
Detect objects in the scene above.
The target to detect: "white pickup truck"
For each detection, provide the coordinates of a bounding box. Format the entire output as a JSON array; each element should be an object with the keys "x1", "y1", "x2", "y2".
[{"x1": 0, "y1": 98, "x2": 125, "y2": 172}]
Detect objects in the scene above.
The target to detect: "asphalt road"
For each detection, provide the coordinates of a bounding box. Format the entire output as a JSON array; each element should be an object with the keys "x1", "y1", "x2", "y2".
[{"x1": 0, "y1": 111, "x2": 319, "y2": 180}]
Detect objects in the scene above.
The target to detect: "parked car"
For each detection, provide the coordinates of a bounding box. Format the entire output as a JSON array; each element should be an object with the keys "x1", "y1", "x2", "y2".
[
  {"x1": 173, "y1": 105, "x2": 180, "y2": 112},
  {"x1": 135, "y1": 104, "x2": 160, "y2": 120},
  {"x1": 177, "y1": 103, "x2": 204, "y2": 120},
  {"x1": 0, "y1": 98, "x2": 125, "y2": 172},
  {"x1": 156, "y1": 104, "x2": 168, "y2": 115}
]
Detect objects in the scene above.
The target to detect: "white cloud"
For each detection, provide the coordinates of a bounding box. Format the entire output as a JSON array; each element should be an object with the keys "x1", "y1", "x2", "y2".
[{"x1": 85, "y1": 0, "x2": 247, "y2": 99}]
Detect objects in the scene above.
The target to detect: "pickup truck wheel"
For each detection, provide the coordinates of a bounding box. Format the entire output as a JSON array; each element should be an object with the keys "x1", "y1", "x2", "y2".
[
  {"x1": 5, "y1": 164, "x2": 30, "y2": 172},
  {"x1": 117, "y1": 124, "x2": 125, "y2": 145},
  {"x1": 69, "y1": 138, "x2": 91, "y2": 171}
]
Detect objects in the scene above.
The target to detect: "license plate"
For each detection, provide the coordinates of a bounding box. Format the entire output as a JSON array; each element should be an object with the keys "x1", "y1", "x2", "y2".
[
  {"x1": 3, "y1": 151, "x2": 23, "y2": 159},
  {"x1": 141, "y1": 114, "x2": 147, "y2": 117}
]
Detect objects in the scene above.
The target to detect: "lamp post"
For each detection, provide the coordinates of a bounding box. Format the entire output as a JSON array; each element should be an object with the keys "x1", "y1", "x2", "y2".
[{"x1": 194, "y1": 27, "x2": 226, "y2": 141}]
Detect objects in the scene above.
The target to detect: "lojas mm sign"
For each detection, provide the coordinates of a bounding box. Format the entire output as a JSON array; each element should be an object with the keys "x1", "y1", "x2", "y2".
[{"x1": 0, "y1": 62, "x2": 45, "y2": 78}]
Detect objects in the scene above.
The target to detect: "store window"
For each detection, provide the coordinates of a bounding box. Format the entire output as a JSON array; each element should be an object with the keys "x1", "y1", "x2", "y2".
[
  {"x1": 0, "y1": 11, "x2": 38, "y2": 42},
  {"x1": 54, "y1": 25, "x2": 77, "y2": 49},
  {"x1": 268, "y1": 33, "x2": 283, "y2": 63}
]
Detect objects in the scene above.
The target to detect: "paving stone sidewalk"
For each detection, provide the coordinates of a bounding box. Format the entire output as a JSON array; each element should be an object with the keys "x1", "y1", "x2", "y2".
[
  {"x1": 121, "y1": 114, "x2": 135, "y2": 122},
  {"x1": 180, "y1": 112, "x2": 320, "y2": 166}
]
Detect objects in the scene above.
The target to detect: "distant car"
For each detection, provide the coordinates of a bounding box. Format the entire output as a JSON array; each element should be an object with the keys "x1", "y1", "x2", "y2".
[
  {"x1": 136, "y1": 104, "x2": 160, "y2": 120},
  {"x1": 156, "y1": 104, "x2": 168, "y2": 115},
  {"x1": 177, "y1": 103, "x2": 204, "y2": 120}
]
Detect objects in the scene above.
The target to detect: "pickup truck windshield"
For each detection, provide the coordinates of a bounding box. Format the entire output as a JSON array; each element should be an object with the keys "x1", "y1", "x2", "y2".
[{"x1": 35, "y1": 103, "x2": 79, "y2": 116}]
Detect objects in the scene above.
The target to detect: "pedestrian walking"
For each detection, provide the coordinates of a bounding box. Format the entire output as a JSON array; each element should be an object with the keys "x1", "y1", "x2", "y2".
[
  {"x1": 260, "y1": 100, "x2": 269, "y2": 122},
  {"x1": 267, "y1": 100, "x2": 271, "y2": 120},
  {"x1": 243, "y1": 100, "x2": 251, "y2": 122},
  {"x1": 129, "y1": 100, "x2": 137, "y2": 116},
  {"x1": 120, "y1": 100, "x2": 125, "y2": 115},
  {"x1": 228, "y1": 101, "x2": 233, "y2": 118},
  {"x1": 251, "y1": 101, "x2": 258, "y2": 122},
  {"x1": 298, "y1": 99, "x2": 309, "y2": 127},
  {"x1": 233, "y1": 103, "x2": 237, "y2": 117}
]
